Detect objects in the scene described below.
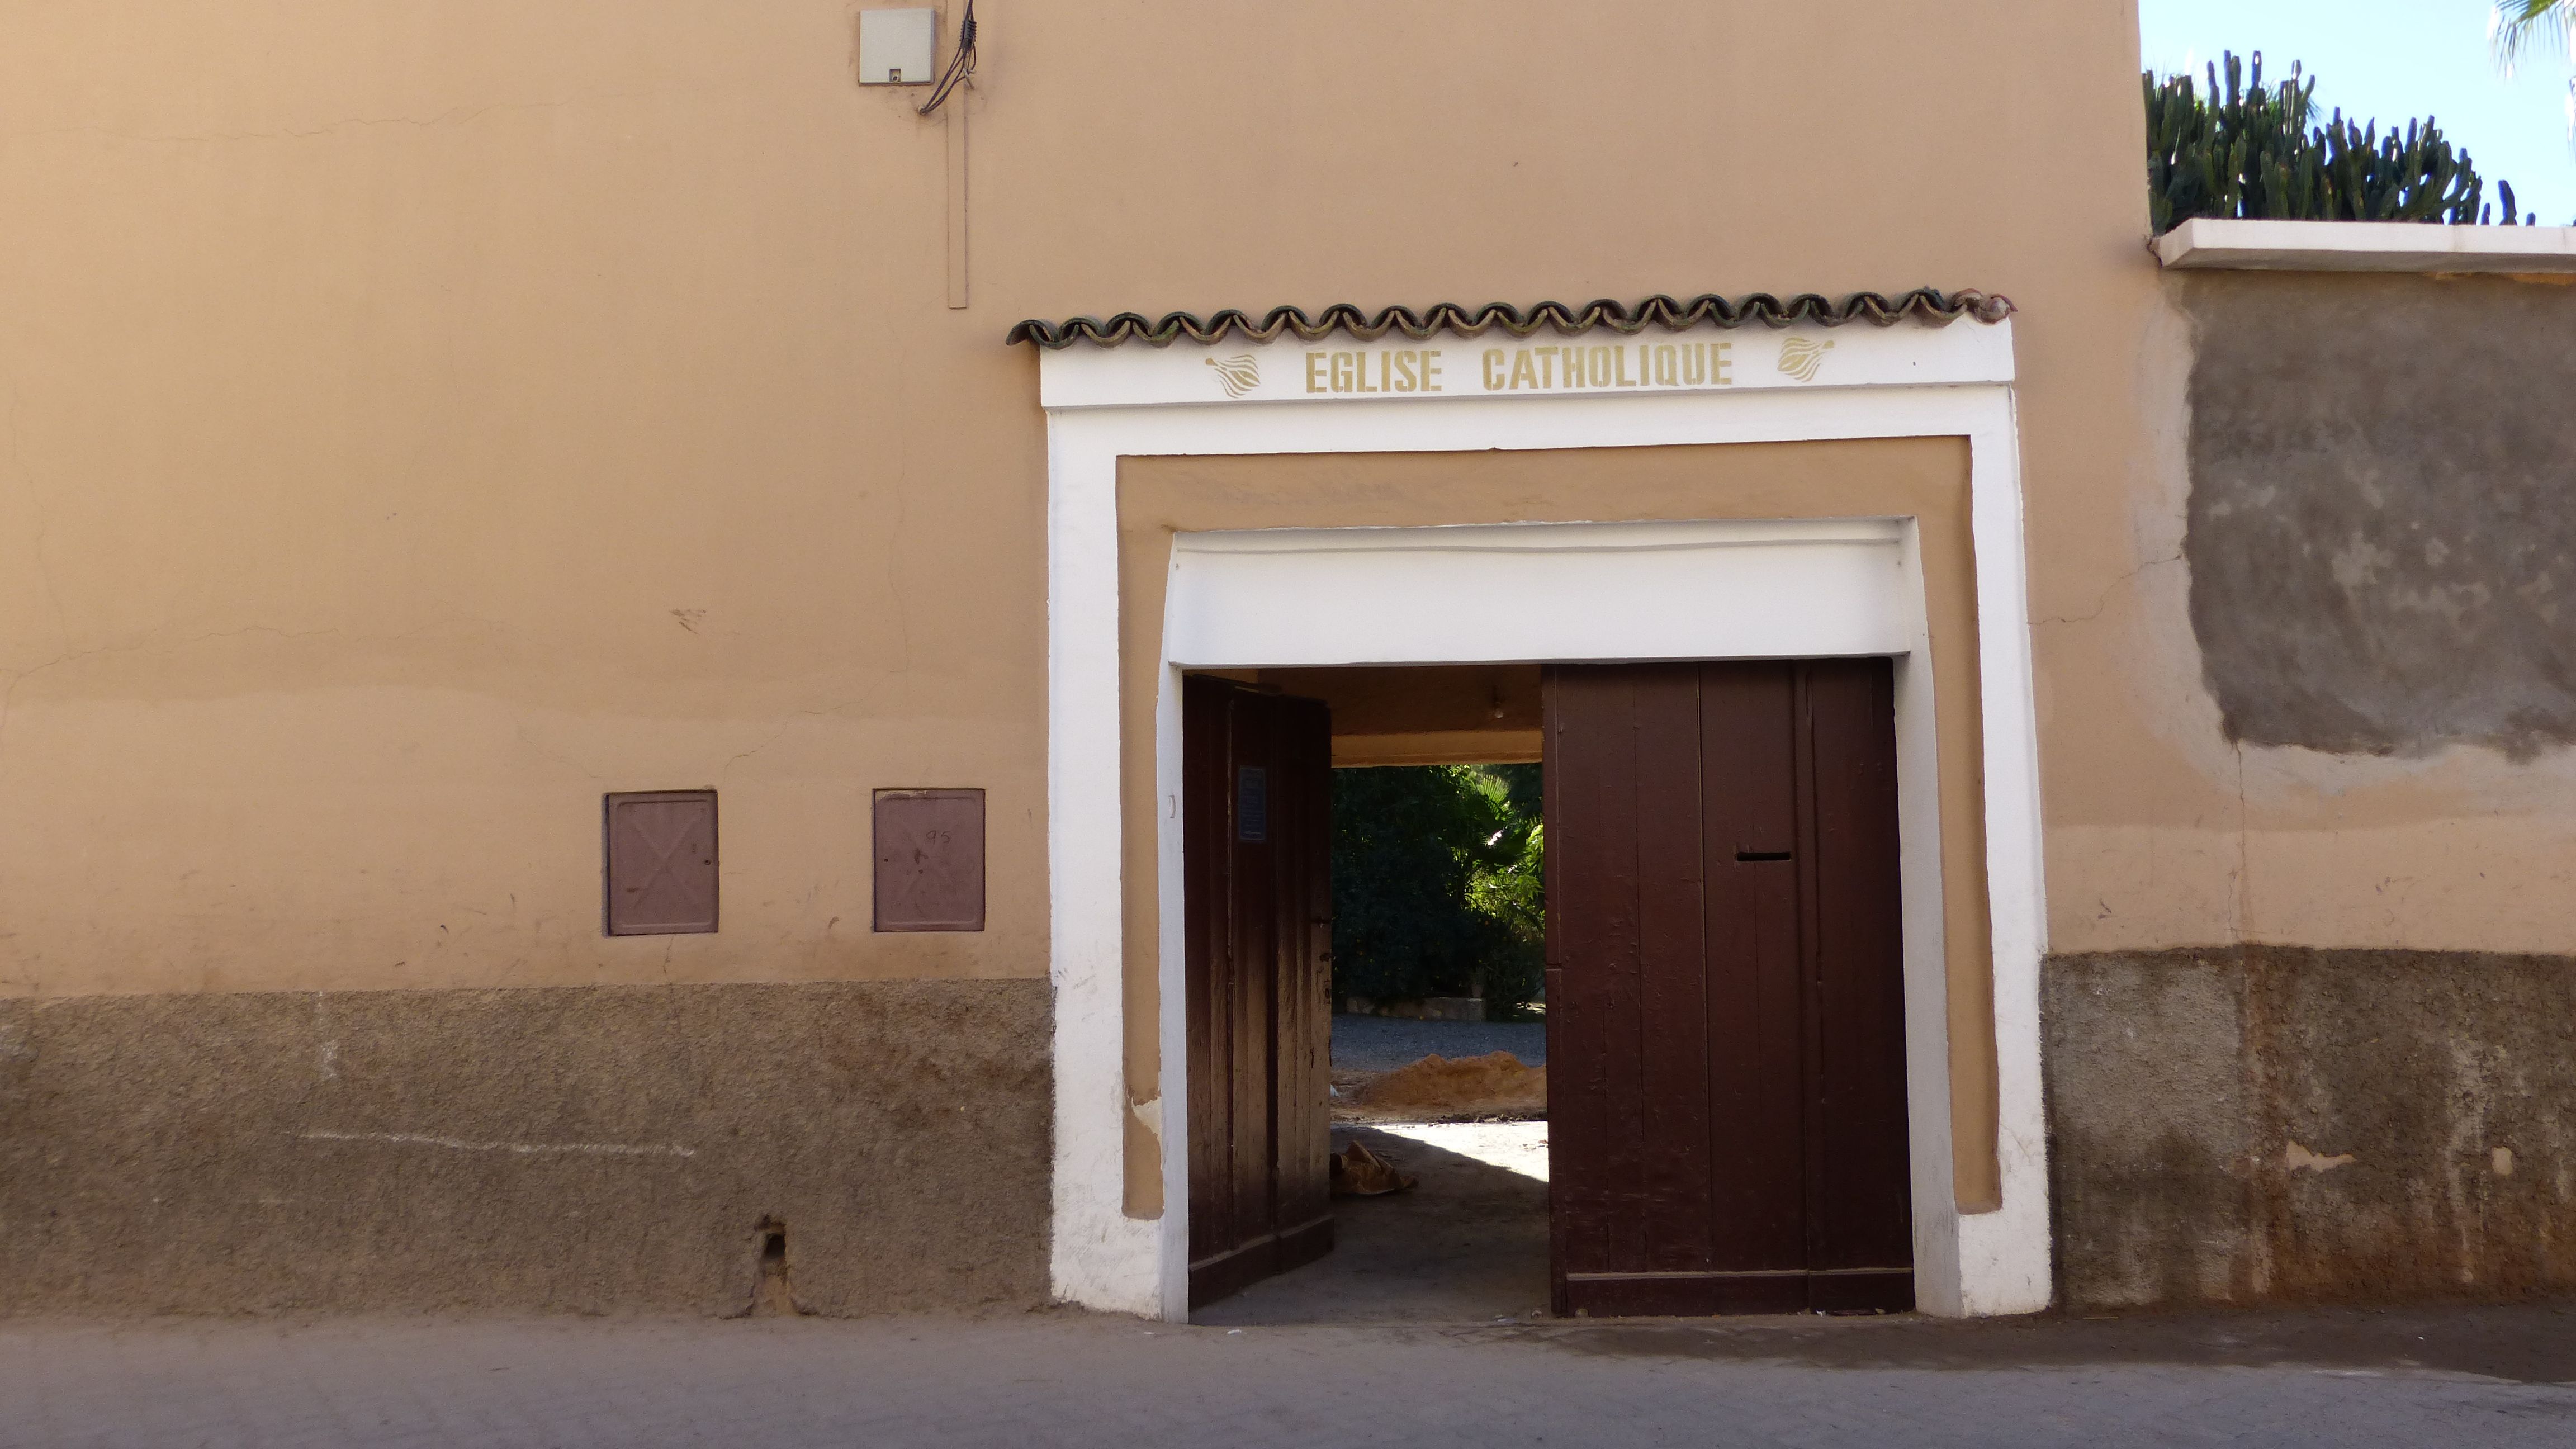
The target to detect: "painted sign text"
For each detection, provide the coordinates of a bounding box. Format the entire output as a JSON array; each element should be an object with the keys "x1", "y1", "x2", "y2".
[{"x1": 1302, "y1": 340, "x2": 1736, "y2": 396}]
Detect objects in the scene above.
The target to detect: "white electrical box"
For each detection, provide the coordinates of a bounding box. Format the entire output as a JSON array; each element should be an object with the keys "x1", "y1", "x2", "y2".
[{"x1": 858, "y1": 9, "x2": 937, "y2": 86}]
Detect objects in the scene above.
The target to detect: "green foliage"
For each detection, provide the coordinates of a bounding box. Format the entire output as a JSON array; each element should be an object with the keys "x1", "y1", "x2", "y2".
[
  {"x1": 2147, "y1": 52, "x2": 2520, "y2": 234},
  {"x1": 1461, "y1": 766, "x2": 1544, "y2": 988},
  {"x1": 2496, "y1": 2, "x2": 2573, "y2": 61},
  {"x1": 1330, "y1": 764, "x2": 1544, "y2": 1017}
]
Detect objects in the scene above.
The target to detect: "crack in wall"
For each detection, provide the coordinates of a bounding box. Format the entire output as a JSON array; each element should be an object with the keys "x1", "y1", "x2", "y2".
[{"x1": 2034, "y1": 549, "x2": 2184, "y2": 629}]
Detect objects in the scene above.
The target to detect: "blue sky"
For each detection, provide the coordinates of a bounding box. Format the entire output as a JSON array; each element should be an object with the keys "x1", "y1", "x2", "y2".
[{"x1": 2142, "y1": 0, "x2": 2576, "y2": 223}]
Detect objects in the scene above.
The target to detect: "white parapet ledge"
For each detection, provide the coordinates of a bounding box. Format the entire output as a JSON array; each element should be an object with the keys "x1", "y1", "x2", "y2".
[{"x1": 2154, "y1": 217, "x2": 2576, "y2": 273}]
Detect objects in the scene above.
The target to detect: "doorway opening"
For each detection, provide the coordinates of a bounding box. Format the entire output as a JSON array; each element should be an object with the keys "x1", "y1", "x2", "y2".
[
  {"x1": 1183, "y1": 658, "x2": 1915, "y2": 1323},
  {"x1": 1186, "y1": 664, "x2": 1554, "y2": 1325}
]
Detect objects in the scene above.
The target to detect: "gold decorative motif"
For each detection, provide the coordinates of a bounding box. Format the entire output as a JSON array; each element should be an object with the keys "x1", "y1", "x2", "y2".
[
  {"x1": 1778, "y1": 336, "x2": 1835, "y2": 382},
  {"x1": 1205, "y1": 354, "x2": 1261, "y2": 397}
]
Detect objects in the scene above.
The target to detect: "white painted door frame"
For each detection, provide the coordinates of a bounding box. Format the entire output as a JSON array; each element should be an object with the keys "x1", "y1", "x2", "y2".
[{"x1": 1039, "y1": 321, "x2": 2051, "y2": 1321}]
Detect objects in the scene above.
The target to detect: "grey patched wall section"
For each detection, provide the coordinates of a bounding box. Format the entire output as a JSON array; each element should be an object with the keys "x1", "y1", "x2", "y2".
[
  {"x1": 0, "y1": 979, "x2": 1049, "y2": 1315},
  {"x1": 2181, "y1": 272, "x2": 2576, "y2": 756},
  {"x1": 2045, "y1": 949, "x2": 2576, "y2": 1309}
]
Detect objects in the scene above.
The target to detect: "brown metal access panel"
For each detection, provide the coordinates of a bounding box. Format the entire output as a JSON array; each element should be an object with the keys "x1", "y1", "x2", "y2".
[
  {"x1": 874, "y1": 789, "x2": 986, "y2": 932},
  {"x1": 1544, "y1": 660, "x2": 1913, "y2": 1316},
  {"x1": 603, "y1": 790, "x2": 719, "y2": 935}
]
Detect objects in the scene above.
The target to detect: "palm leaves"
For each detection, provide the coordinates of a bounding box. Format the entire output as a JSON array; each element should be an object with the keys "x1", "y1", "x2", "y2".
[{"x1": 2495, "y1": 1, "x2": 2572, "y2": 60}]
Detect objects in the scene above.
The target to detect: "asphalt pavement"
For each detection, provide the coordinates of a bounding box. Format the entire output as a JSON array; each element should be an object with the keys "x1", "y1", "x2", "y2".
[{"x1": 5, "y1": 1301, "x2": 2573, "y2": 1447}]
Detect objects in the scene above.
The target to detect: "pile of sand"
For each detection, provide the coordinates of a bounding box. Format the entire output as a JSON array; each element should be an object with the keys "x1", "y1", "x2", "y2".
[{"x1": 1348, "y1": 1051, "x2": 1546, "y2": 1120}]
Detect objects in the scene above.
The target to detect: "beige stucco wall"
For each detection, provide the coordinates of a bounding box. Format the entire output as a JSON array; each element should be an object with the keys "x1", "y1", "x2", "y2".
[
  {"x1": 18, "y1": 1, "x2": 2549, "y2": 1016},
  {"x1": 0, "y1": 2, "x2": 1055, "y2": 996},
  {"x1": 0, "y1": 0, "x2": 2174, "y2": 1008}
]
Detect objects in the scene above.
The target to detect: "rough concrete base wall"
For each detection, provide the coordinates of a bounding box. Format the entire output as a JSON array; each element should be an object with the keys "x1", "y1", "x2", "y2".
[
  {"x1": 0, "y1": 979, "x2": 1050, "y2": 1315},
  {"x1": 2045, "y1": 948, "x2": 2576, "y2": 1309},
  {"x1": 2179, "y1": 272, "x2": 2576, "y2": 758}
]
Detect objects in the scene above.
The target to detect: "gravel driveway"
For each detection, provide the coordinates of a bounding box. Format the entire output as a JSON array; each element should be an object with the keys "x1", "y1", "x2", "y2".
[{"x1": 1330, "y1": 1014, "x2": 1546, "y2": 1074}]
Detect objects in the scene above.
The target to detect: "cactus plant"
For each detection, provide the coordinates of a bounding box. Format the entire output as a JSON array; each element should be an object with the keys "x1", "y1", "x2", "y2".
[{"x1": 2147, "y1": 53, "x2": 2520, "y2": 233}]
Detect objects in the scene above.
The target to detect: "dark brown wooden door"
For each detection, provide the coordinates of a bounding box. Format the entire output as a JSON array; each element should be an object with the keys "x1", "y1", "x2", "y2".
[
  {"x1": 1184, "y1": 675, "x2": 1334, "y2": 1308},
  {"x1": 1543, "y1": 660, "x2": 1912, "y2": 1316}
]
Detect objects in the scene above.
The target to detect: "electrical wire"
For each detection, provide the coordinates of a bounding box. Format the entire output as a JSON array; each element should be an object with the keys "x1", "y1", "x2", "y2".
[{"x1": 916, "y1": 0, "x2": 977, "y2": 116}]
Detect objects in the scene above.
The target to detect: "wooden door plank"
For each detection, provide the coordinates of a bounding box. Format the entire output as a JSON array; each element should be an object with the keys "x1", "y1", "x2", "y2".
[
  {"x1": 1271, "y1": 694, "x2": 1336, "y2": 1266},
  {"x1": 1560, "y1": 1270, "x2": 1812, "y2": 1317},
  {"x1": 1542, "y1": 668, "x2": 1575, "y2": 1305},
  {"x1": 1227, "y1": 693, "x2": 1277, "y2": 1254},
  {"x1": 1632, "y1": 666, "x2": 1711, "y2": 1274},
  {"x1": 1800, "y1": 659, "x2": 1913, "y2": 1288},
  {"x1": 1791, "y1": 662, "x2": 1835, "y2": 1294},
  {"x1": 1183, "y1": 675, "x2": 1232, "y2": 1267},
  {"x1": 1541, "y1": 665, "x2": 1598, "y2": 1285},
  {"x1": 1544, "y1": 666, "x2": 1637, "y2": 1289},
  {"x1": 1599, "y1": 667, "x2": 1698, "y2": 1275},
  {"x1": 1701, "y1": 662, "x2": 1808, "y2": 1275}
]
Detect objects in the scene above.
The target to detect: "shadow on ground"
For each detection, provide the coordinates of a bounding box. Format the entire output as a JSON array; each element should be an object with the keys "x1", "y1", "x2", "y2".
[{"x1": 1194, "y1": 1123, "x2": 1549, "y2": 1327}]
